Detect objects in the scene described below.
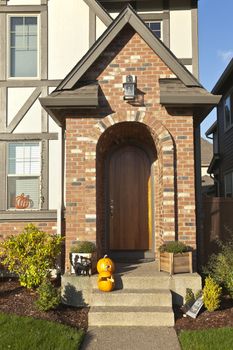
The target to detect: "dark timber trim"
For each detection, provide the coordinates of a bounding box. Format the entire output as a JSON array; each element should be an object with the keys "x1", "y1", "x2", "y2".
[
  {"x1": 179, "y1": 58, "x2": 192, "y2": 65},
  {"x1": 0, "y1": 142, "x2": 6, "y2": 210},
  {"x1": 6, "y1": 87, "x2": 42, "y2": 133},
  {"x1": 0, "y1": 210, "x2": 57, "y2": 221},
  {"x1": 191, "y1": 1, "x2": 199, "y2": 78},
  {"x1": 89, "y1": 7, "x2": 96, "y2": 47},
  {"x1": 84, "y1": 0, "x2": 112, "y2": 26},
  {"x1": 40, "y1": 6, "x2": 48, "y2": 80},
  {"x1": 41, "y1": 139, "x2": 49, "y2": 209},
  {"x1": 0, "y1": 5, "x2": 47, "y2": 13},
  {"x1": 0, "y1": 80, "x2": 61, "y2": 87},
  {"x1": 0, "y1": 133, "x2": 58, "y2": 141},
  {"x1": 139, "y1": 13, "x2": 169, "y2": 21}
]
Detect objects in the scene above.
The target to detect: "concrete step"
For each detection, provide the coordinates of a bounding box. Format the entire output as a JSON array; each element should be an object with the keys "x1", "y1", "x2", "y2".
[
  {"x1": 91, "y1": 275, "x2": 170, "y2": 290},
  {"x1": 91, "y1": 288, "x2": 172, "y2": 307},
  {"x1": 89, "y1": 306, "x2": 175, "y2": 327}
]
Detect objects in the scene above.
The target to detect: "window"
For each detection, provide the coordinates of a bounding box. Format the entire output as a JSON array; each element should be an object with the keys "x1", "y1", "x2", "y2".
[
  {"x1": 224, "y1": 94, "x2": 233, "y2": 131},
  {"x1": 7, "y1": 142, "x2": 41, "y2": 209},
  {"x1": 224, "y1": 171, "x2": 233, "y2": 198},
  {"x1": 9, "y1": 16, "x2": 38, "y2": 77},
  {"x1": 146, "y1": 21, "x2": 161, "y2": 39}
]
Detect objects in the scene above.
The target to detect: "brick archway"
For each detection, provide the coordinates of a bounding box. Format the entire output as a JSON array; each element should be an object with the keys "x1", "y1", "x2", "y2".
[{"x1": 95, "y1": 112, "x2": 175, "y2": 257}]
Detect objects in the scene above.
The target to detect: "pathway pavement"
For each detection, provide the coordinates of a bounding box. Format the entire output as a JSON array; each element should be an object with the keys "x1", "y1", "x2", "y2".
[{"x1": 81, "y1": 326, "x2": 181, "y2": 350}]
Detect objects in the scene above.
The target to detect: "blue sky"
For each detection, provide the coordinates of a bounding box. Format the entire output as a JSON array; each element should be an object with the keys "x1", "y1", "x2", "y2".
[{"x1": 199, "y1": 0, "x2": 233, "y2": 138}]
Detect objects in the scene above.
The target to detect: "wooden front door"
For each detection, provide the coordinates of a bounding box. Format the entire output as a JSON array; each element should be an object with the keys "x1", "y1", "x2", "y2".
[{"x1": 108, "y1": 144, "x2": 152, "y2": 251}]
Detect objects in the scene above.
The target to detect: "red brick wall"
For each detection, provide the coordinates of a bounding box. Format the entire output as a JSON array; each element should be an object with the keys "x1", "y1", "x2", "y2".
[
  {"x1": 64, "y1": 26, "x2": 197, "y2": 270},
  {"x1": 0, "y1": 221, "x2": 57, "y2": 241}
]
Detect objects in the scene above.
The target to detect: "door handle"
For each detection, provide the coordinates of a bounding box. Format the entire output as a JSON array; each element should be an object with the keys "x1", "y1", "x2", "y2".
[{"x1": 110, "y1": 199, "x2": 114, "y2": 217}]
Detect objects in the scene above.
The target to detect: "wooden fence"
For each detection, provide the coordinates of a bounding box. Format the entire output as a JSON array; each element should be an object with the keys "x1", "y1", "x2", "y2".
[{"x1": 201, "y1": 196, "x2": 233, "y2": 265}]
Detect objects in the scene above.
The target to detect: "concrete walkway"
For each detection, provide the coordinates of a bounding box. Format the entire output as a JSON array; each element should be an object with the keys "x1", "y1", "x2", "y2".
[{"x1": 81, "y1": 326, "x2": 181, "y2": 350}]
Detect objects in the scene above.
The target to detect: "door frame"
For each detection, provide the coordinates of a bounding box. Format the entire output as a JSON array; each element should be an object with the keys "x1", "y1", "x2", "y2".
[{"x1": 104, "y1": 140, "x2": 155, "y2": 260}]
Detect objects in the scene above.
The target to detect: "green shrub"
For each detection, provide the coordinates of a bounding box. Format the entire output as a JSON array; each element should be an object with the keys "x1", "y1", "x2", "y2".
[
  {"x1": 203, "y1": 238, "x2": 233, "y2": 297},
  {"x1": 203, "y1": 276, "x2": 222, "y2": 312},
  {"x1": 0, "y1": 224, "x2": 63, "y2": 289},
  {"x1": 185, "y1": 288, "x2": 195, "y2": 305},
  {"x1": 70, "y1": 240, "x2": 96, "y2": 253},
  {"x1": 35, "y1": 279, "x2": 61, "y2": 312},
  {"x1": 159, "y1": 241, "x2": 191, "y2": 254}
]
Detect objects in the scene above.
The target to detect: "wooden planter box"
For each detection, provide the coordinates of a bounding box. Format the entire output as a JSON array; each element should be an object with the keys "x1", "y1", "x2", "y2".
[{"x1": 158, "y1": 251, "x2": 193, "y2": 274}]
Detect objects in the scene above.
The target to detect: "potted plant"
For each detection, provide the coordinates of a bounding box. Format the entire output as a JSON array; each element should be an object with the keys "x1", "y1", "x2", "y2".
[
  {"x1": 158, "y1": 241, "x2": 193, "y2": 274},
  {"x1": 69, "y1": 241, "x2": 97, "y2": 275}
]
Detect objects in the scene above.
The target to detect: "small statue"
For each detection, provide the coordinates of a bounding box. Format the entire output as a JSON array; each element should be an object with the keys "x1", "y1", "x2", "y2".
[{"x1": 73, "y1": 255, "x2": 92, "y2": 276}]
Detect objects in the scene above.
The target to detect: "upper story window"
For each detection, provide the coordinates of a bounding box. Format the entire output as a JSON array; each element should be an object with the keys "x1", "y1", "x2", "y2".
[
  {"x1": 7, "y1": 142, "x2": 41, "y2": 209},
  {"x1": 9, "y1": 15, "x2": 38, "y2": 78},
  {"x1": 224, "y1": 94, "x2": 233, "y2": 131},
  {"x1": 224, "y1": 171, "x2": 233, "y2": 198},
  {"x1": 146, "y1": 21, "x2": 161, "y2": 39}
]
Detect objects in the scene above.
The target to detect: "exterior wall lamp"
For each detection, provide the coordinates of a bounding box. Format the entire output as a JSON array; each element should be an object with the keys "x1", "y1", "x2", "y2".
[{"x1": 123, "y1": 75, "x2": 136, "y2": 100}]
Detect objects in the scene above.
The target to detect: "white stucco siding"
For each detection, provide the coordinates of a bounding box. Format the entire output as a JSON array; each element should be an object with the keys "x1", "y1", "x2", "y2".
[
  {"x1": 49, "y1": 136, "x2": 62, "y2": 210},
  {"x1": 110, "y1": 12, "x2": 119, "y2": 19},
  {"x1": 96, "y1": 17, "x2": 107, "y2": 40},
  {"x1": 13, "y1": 99, "x2": 42, "y2": 133},
  {"x1": 7, "y1": 87, "x2": 35, "y2": 125},
  {"x1": 170, "y1": 10, "x2": 192, "y2": 58},
  {"x1": 185, "y1": 65, "x2": 193, "y2": 74},
  {"x1": 48, "y1": 0, "x2": 89, "y2": 79}
]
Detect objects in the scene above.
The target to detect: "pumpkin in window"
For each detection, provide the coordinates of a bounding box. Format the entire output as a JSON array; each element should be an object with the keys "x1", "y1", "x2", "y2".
[{"x1": 15, "y1": 193, "x2": 30, "y2": 209}]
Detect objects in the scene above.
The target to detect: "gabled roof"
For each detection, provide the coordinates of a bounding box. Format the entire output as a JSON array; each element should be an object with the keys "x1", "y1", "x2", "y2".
[
  {"x1": 201, "y1": 138, "x2": 213, "y2": 165},
  {"x1": 160, "y1": 79, "x2": 220, "y2": 106},
  {"x1": 205, "y1": 121, "x2": 217, "y2": 137},
  {"x1": 212, "y1": 58, "x2": 233, "y2": 95},
  {"x1": 55, "y1": 4, "x2": 201, "y2": 91}
]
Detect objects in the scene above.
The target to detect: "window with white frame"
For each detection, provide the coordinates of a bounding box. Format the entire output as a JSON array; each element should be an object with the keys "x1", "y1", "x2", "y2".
[
  {"x1": 224, "y1": 171, "x2": 233, "y2": 198},
  {"x1": 224, "y1": 94, "x2": 233, "y2": 131},
  {"x1": 9, "y1": 16, "x2": 38, "y2": 78},
  {"x1": 146, "y1": 21, "x2": 161, "y2": 39},
  {"x1": 7, "y1": 142, "x2": 41, "y2": 209}
]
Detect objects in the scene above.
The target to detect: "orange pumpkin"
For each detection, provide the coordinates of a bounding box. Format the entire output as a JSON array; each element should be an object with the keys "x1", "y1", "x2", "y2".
[
  {"x1": 98, "y1": 271, "x2": 115, "y2": 292},
  {"x1": 97, "y1": 255, "x2": 115, "y2": 274},
  {"x1": 15, "y1": 193, "x2": 30, "y2": 209}
]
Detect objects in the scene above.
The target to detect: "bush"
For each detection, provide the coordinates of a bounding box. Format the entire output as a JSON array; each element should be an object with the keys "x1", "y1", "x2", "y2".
[
  {"x1": 35, "y1": 279, "x2": 61, "y2": 311},
  {"x1": 70, "y1": 240, "x2": 96, "y2": 253},
  {"x1": 0, "y1": 224, "x2": 63, "y2": 289},
  {"x1": 159, "y1": 241, "x2": 191, "y2": 254},
  {"x1": 185, "y1": 288, "x2": 195, "y2": 305},
  {"x1": 203, "y1": 276, "x2": 222, "y2": 312},
  {"x1": 203, "y1": 238, "x2": 233, "y2": 298}
]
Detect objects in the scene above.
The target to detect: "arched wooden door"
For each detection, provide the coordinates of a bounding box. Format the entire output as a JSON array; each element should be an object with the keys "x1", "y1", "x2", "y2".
[{"x1": 107, "y1": 144, "x2": 152, "y2": 254}]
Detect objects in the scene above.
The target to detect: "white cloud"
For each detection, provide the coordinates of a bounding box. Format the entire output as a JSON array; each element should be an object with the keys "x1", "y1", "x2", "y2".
[{"x1": 218, "y1": 50, "x2": 233, "y2": 63}]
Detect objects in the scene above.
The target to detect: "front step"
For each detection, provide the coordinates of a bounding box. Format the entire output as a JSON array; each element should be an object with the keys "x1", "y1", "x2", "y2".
[
  {"x1": 89, "y1": 306, "x2": 174, "y2": 327},
  {"x1": 91, "y1": 275, "x2": 171, "y2": 290},
  {"x1": 92, "y1": 288, "x2": 172, "y2": 307}
]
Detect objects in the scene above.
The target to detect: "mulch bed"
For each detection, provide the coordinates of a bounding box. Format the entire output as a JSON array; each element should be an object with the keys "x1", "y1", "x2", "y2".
[
  {"x1": 174, "y1": 296, "x2": 233, "y2": 334},
  {"x1": 0, "y1": 277, "x2": 88, "y2": 331},
  {"x1": 1, "y1": 277, "x2": 233, "y2": 334}
]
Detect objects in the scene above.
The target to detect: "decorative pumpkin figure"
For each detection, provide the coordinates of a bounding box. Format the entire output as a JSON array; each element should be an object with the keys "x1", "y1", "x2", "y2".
[
  {"x1": 97, "y1": 255, "x2": 115, "y2": 292},
  {"x1": 97, "y1": 255, "x2": 115, "y2": 274},
  {"x1": 15, "y1": 193, "x2": 30, "y2": 209},
  {"x1": 98, "y1": 271, "x2": 115, "y2": 292}
]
